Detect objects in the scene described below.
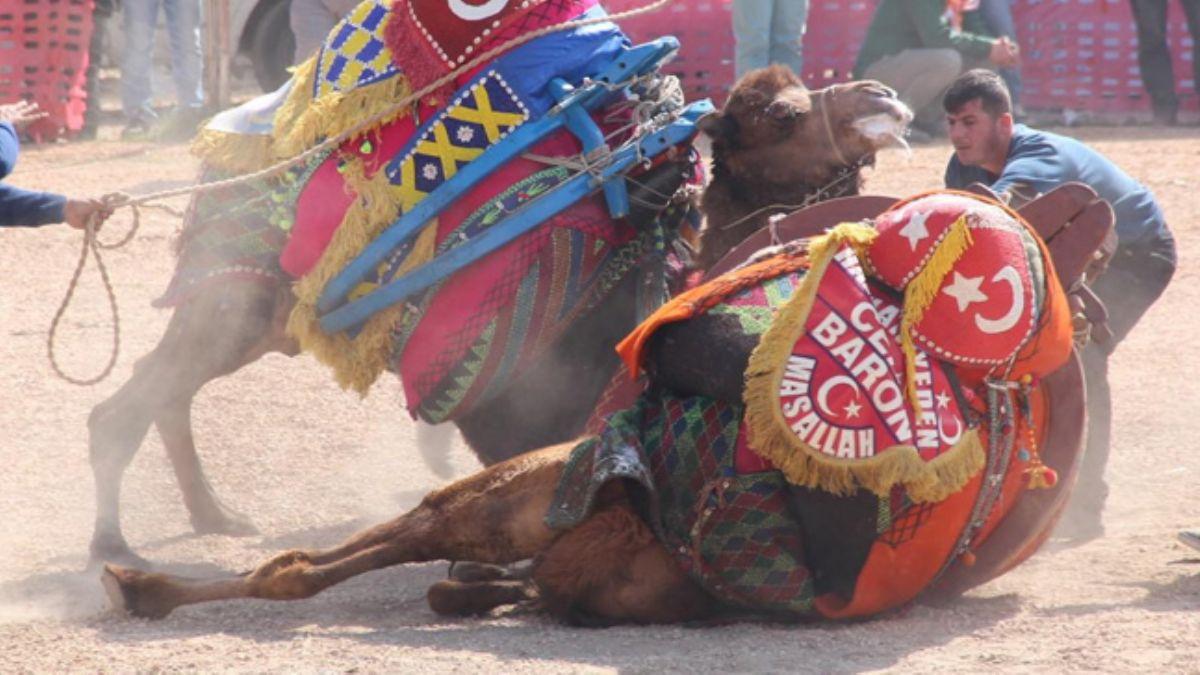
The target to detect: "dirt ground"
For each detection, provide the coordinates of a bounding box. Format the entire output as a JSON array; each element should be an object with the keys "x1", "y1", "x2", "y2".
[{"x1": 1, "y1": 125, "x2": 1198, "y2": 672}]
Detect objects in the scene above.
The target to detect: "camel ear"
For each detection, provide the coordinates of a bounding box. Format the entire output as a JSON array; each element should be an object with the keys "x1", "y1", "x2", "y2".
[{"x1": 697, "y1": 112, "x2": 732, "y2": 141}]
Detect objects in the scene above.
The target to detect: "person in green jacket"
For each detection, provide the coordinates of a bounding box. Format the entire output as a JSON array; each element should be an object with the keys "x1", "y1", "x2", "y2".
[{"x1": 853, "y1": 0, "x2": 1020, "y2": 137}]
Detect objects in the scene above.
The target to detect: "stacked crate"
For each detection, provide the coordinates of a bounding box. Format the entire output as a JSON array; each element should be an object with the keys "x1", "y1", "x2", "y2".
[{"x1": 0, "y1": 0, "x2": 95, "y2": 141}]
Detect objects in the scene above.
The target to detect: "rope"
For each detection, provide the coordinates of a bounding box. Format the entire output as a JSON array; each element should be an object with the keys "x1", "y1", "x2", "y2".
[{"x1": 48, "y1": 0, "x2": 676, "y2": 384}]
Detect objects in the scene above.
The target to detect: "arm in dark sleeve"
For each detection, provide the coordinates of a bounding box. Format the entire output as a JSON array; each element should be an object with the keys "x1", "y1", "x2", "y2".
[
  {"x1": 0, "y1": 182, "x2": 67, "y2": 227},
  {"x1": 908, "y1": 0, "x2": 997, "y2": 60},
  {"x1": 0, "y1": 121, "x2": 19, "y2": 180}
]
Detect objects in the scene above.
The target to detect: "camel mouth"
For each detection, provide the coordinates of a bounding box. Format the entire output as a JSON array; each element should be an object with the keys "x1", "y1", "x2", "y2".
[{"x1": 852, "y1": 99, "x2": 913, "y2": 155}]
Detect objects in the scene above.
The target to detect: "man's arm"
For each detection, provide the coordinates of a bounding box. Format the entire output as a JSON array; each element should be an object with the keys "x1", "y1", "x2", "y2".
[
  {"x1": 0, "y1": 182, "x2": 67, "y2": 227},
  {"x1": 0, "y1": 120, "x2": 19, "y2": 180},
  {"x1": 908, "y1": 0, "x2": 997, "y2": 59},
  {"x1": 989, "y1": 141, "x2": 1067, "y2": 200}
]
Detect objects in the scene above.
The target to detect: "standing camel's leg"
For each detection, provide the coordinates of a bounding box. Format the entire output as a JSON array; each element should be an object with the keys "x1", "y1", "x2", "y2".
[
  {"x1": 103, "y1": 443, "x2": 573, "y2": 619},
  {"x1": 89, "y1": 281, "x2": 292, "y2": 564}
]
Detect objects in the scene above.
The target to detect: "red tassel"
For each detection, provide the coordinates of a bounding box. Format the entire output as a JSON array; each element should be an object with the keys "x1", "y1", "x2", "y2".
[
  {"x1": 960, "y1": 551, "x2": 977, "y2": 567},
  {"x1": 1024, "y1": 462, "x2": 1058, "y2": 490}
]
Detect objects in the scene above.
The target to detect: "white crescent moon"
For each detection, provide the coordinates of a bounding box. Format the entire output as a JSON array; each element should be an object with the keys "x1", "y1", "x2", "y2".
[
  {"x1": 816, "y1": 375, "x2": 860, "y2": 416},
  {"x1": 937, "y1": 411, "x2": 963, "y2": 445},
  {"x1": 975, "y1": 265, "x2": 1025, "y2": 335},
  {"x1": 448, "y1": 0, "x2": 510, "y2": 20}
]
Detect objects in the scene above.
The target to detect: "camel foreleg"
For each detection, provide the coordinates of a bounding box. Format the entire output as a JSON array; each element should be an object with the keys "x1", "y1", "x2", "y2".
[{"x1": 103, "y1": 443, "x2": 573, "y2": 619}]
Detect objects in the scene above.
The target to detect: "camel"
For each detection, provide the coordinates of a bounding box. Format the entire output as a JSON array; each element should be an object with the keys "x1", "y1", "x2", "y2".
[
  {"x1": 101, "y1": 184, "x2": 1115, "y2": 623},
  {"x1": 86, "y1": 62, "x2": 913, "y2": 565}
]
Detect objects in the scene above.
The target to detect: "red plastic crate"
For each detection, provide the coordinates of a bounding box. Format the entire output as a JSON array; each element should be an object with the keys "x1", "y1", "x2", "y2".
[
  {"x1": 606, "y1": 0, "x2": 1196, "y2": 116},
  {"x1": 0, "y1": 0, "x2": 95, "y2": 141}
]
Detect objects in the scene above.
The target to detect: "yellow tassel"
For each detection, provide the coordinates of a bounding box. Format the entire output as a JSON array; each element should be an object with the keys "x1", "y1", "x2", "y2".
[
  {"x1": 190, "y1": 128, "x2": 276, "y2": 173},
  {"x1": 274, "y1": 67, "x2": 413, "y2": 162},
  {"x1": 899, "y1": 214, "x2": 974, "y2": 415},
  {"x1": 287, "y1": 156, "x2": 410, "y2": 394}
]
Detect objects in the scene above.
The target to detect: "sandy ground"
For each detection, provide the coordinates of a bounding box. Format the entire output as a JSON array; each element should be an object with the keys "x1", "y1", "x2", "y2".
[{"x1": 1, "y1": 126, "x2": 1198, "y2": 673}]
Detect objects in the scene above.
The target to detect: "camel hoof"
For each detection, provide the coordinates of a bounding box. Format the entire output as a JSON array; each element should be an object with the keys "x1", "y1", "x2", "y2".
[
  {"x1": 101, "y1": 565, "x2": 174, "y2": 619},
  {"x1": 190, "y1": 509, "x2": 260, "y2": 537}
]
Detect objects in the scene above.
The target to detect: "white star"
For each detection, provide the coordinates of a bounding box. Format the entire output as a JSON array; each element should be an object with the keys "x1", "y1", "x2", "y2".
[
  {"x1": 843, "y1": 400, "x2": 863, "y2": 418},
  {"x1": 421, "y1": 163, "x2": 439, "y2": 181},
  {"x1": 898, "y1": 210, "x2": 931, "y2": 251},
  {"x1": 455, "y1": 125, "x2": 476, "y2": 144},
  {"x1": 935, "y1": 391, "x2": 951, "y2": 409},
  {"x1": 942, "y1": 271, "x2": 988, "y2": 312}
]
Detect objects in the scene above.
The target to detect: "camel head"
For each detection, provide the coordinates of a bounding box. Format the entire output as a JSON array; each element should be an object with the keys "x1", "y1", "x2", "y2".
[{"x1": 695, "y1": 66, "x2": 912, "y2": 268}]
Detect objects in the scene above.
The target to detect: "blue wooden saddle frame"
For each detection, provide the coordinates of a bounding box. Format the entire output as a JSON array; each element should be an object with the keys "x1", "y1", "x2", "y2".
[
  {"x1": 318, "y1": 98, "x2": 713, "y2": 334},
  {"x1": 316, "y1": 37, "x2": 709, "y2": 335}
]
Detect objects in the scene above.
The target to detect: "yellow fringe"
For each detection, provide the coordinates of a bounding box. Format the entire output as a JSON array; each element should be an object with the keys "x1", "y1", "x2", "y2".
[
  {"x1": 190, "y1": 128, "x2": 276, "y2": 174},
  {"x1": 272, "y1": 56, "x2": 414, "y2": 161},
  {"x1": 287, "y1": 155, "x2": 410, "y2": 395},
  {"x1": 743, "y1": 221, "x2": 984, "y2": 501},
  {"x1": 899, "y1": 213, "x2": 973, "y2": 416}
]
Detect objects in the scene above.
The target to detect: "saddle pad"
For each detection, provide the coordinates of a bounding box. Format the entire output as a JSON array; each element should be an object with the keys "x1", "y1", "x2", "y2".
[{"x1": 743, "y1": 238, "x2": 982, "y2": 503}]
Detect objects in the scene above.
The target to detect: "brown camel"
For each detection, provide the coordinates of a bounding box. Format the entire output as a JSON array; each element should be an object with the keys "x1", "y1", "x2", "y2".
[
  {"x1": 87, "y1": 66, "x2": 913, "y2": 565},
  {"x1": 101, "y1": 184, "x2": 1115, "y2": 624}
]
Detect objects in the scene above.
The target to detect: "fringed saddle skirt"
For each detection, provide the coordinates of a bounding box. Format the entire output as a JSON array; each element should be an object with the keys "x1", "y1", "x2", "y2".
[
  {"x1": 166, "y1": 0, "x2": 697, "y2": 422},
  {"x1": 550, "y1": 191, "x2": 1075, "y2": 619}
]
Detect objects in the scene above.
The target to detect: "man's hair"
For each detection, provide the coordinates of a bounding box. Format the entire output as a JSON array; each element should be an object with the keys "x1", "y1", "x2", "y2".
[{"x1": 943, "y1": 69, "x2": 1013, "y2": 116}]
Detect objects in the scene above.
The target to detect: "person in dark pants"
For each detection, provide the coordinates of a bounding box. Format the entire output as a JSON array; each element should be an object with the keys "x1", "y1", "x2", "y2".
[
  {"x1": 2, "y1": 103, "x2": 112, "y2": 228},
  {"x1": 940, "y1": 70, "x2": 1177, "y2": 543},
  {"x1": 82, "y1": 0, "x2": 119, "y2": 139},
  {"x1": 1129, "y1": 0, "x2": 1200, "y2": 125}
]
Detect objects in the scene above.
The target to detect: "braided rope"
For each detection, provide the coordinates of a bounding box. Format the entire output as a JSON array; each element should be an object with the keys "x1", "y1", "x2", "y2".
[{"x1": 49, "y1": 0, "x2": 675, "y2": 384}]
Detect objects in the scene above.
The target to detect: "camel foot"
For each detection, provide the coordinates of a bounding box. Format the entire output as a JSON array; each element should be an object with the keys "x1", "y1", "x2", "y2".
[
  {"x1": 427, "y1": 579, "x2": 536, "y2": 616},
  {"x1": 102, "y1": 564, "x2": 176, "y2": 619},
  {"x1": 189, "y1": 505, "x2": 260, "y2": 537},
  {"x1": 89, "y1": 536, "x2": 154, "y2": 571}
]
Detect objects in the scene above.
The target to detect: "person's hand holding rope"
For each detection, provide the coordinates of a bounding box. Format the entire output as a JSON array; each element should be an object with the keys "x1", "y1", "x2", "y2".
[{"x1": 63, "y1": 197, "x2": 115, "y2": 230}]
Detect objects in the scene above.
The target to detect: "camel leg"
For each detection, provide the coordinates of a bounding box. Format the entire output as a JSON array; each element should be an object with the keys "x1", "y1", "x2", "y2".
[
  {"x1": 89, "y1": 281, "x2": 289, "y2": 564},
  {"x1": 426, "y1": 579, "x2": 537, "y2": 616},
  {"x1": 154, "y1": 402, "x2": 257, "y2": 536},
  {"x1": 102, "y1": 443, "x2": 573, "y2": 619}
]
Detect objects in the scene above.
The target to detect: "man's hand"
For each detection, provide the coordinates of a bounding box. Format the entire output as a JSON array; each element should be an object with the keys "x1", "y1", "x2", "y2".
[
  {"x1": 63, "y1": 198, "x2": 114, "y2": 230},
  {"x1": 0, "y1": 101, "x2": 48, "y2": 128},
  {"x1": 988, "y1": 37, "x2": 1021, "y2": 68}
]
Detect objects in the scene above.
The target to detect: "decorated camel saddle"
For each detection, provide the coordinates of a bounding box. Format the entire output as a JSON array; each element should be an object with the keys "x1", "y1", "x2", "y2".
[
  {"x1": 167, "y1": 0, "x2": 707, "y2": 421},
  {"x1": 550, "y1": 187, "x2": 1113, "y2": 618}
]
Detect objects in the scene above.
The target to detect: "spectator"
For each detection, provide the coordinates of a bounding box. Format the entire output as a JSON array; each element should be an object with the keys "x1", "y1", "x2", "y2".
[
  {"x1": 975, "y1": 0, "x2": 1024, "y2": 118},
  {"x1": 82, "y1": 0, "x2": 119, "y2": 140},
  {"x1": 1, "y1": 102, "x2": 112, "y2": 229},
  {"x1": 941, "y1": 70, "x2": 1176, "y2": 543},
  {"x1": 1130, "y1": 0, "x2": 1200, "y2": 126},
  {"x1": 290, "y1": 0, "x2": 362, "y2": 65},
  {"x1": 853, "y1": 0, "x2": 1019, "y2": 137},
  {"x1": 121, "y1": 0, "x2": 205, "y2": 140},
  {"x1": 731, "y1": 0, "x2": 809, "y2": 79}
]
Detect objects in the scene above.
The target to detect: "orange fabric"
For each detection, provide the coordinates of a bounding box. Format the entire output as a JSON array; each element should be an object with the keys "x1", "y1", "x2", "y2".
[
  {"x1": 615, "y1": 253, "x2": 811, "y2": 377},
  {"x1": 1008, "y1": 232, "x2": 1073, "y2": 381},
  {"x1": 814, "y1": 385, "x2": 1049, "y2": 619}
]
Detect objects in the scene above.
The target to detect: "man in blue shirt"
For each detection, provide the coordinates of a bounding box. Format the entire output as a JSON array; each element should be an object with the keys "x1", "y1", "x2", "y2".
[
  {"x1": 1, "y1": 102, "x2": 111, "y2": 229},
  {"x1": 942, "y1": 70, "x2": 1177, "y2": 543}
]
